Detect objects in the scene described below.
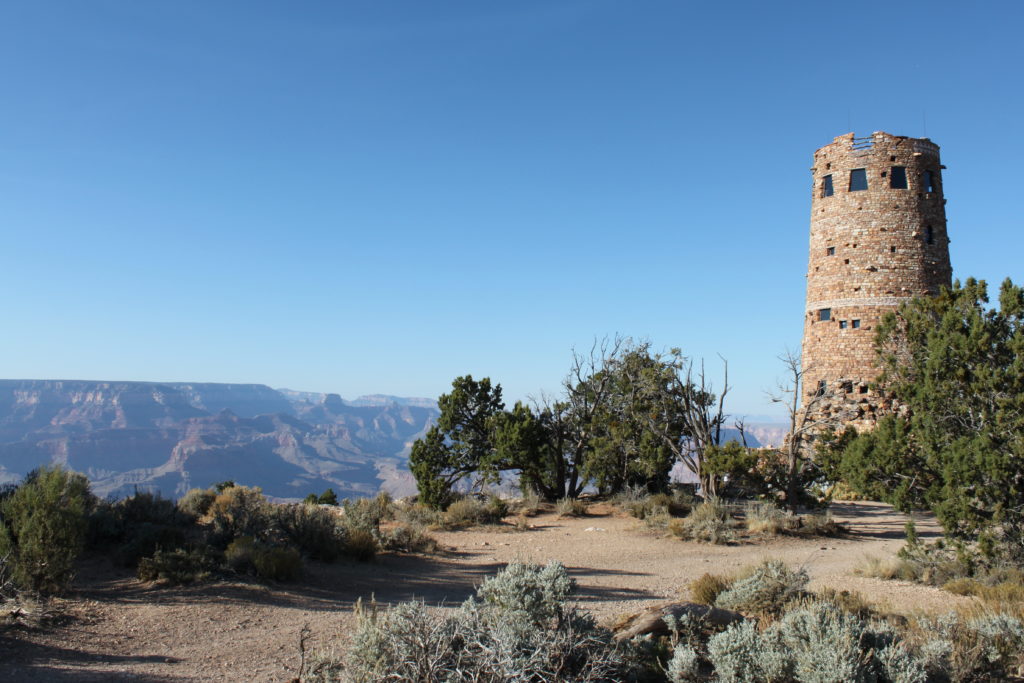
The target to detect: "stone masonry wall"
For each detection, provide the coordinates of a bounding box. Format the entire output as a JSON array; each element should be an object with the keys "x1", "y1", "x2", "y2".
[{"x1": 801, "y1": 131, "x2": 952, "y2": 431}]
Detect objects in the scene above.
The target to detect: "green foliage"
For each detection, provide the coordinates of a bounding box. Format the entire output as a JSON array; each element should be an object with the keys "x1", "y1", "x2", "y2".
[
  {"x1": 177, "y1": 487, "x2": 217, "y2": 519},
  {"x1": 303, "y1": 493, "x2": 318, "y2": 505},
  {"x1": 213, "y1": 480, "x2": 235, "y2": 493},
  {"x1": 409, "y1": 375, "x2": 505, "y2": 509},
  {"x1": 317, "y1": 488, "x2": 338, "y2": 506},
  {"x1": 835, "y1": 278, "x2": 1024, "y2": 562},
  {"x1": 0, "y1": 466, "x2": 94, "y2": 593}
]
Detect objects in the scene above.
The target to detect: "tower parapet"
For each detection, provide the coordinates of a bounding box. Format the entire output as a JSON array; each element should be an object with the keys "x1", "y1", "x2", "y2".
[{"x1": 801, "y1": 131, "x2": 952, "y2": 430}]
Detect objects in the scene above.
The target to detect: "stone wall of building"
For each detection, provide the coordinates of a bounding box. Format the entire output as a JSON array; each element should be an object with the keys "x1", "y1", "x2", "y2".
[{"x1": 801, "y1": 131, "x2": 952, "y2": 430}]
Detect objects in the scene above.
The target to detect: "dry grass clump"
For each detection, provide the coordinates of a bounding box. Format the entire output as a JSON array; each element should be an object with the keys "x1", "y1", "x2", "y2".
[
  {"x1": 514, "y1": 490, "x2": 544, "y2": 517},
  {"x1": 670, "y1": 500, "x2": 735, "y2": 544},
  {"x1": 744, "y1": 502, "x2": 844, "y2": 538},
  {"x1": 944, "y1": 572, "x2": 1024, "y2": 604},
  {"x1": 688, "y1": 572, "x2": 730, "y2": 605},
  {"x1": 176, "y1": 487, "x2": 217, "y2": 520},
  {"x1": 556, "y1": 497, "x2": 588, "y2": 518}
]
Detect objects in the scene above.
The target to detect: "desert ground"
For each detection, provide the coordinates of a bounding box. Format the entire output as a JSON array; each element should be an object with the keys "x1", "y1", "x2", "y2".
[{"x1": 0, "y1": 501, "x2": 973, "y2": 682}]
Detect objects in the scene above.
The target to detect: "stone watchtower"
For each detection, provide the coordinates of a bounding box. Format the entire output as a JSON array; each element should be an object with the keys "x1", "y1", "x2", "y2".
[{"x1": 801, "y1": 131, "x2": 952, "y2": 430}]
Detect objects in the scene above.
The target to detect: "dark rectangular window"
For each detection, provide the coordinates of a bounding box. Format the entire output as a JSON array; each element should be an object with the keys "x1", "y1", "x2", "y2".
[
  {"x1": 819, "y1": 308, "x2": 831, "y2": 321},
  {"x1": 890, "y1": 166, "x2": 908, "y2": 189},
  {"x1": 827, "y1": 246, "x2": 835, "y2": 256},
  {"x1": 849, "y1": 168, "x2": 868, "y2": 191},
  {"x1": 851, "y1": 319, "x2": 861, "y2": 329},
  {"x1": 839, "y1": 320, "x2": 848, "y2": 329},
  {"x1": 822, "y1": 174, "x2": 834, "y2": 197},
  {"x1": 842, "y1": 381, "x2": 853, "y2": 393},
  {"x1": 922, "y1": 170, "x2": 936, "y2": 193},
  {"x1": 859, "y1": 385, "x2": 868, "y2": 394},
  {"x1": 926, "y1": 225, "x2": 935, "y2": 245}
]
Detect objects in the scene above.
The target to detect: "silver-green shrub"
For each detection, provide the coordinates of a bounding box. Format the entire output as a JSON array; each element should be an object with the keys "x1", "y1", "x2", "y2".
[
  {"x1": 475, "y1": 560, "x2": 574, "y2": 624},
  {"x1": 706, "y1": 619, "x2": 790, "y2": 682},
  {"x1": 312, "y1": 561, "x2": 624, "y2": 682},
  {"x1": 666, "y1": 643, "x2": 700, "y2": 682},
  {"x1": 715, "y1": 559, "x2": 809, "y2": 616}
]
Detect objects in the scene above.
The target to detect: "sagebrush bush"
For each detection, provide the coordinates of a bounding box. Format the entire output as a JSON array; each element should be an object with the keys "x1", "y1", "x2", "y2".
[
  {"x1": 689, "y1": 572, "x2": 730, "y2": 605},
  {"x1": 225, "y1": 535, "x2": 258, "y2": 572},
  {"x1": 392, "y1": 501, "x2": 443, "y2": 528},
  {"x1": 475, "y1": 561, "x2": 574, "y2": 624},
  {"x1": 209, "y1": 485, "x2": 270, "y2": 542},
  {"x1": 556, "y1": 497, "x2": 588, "y2": 517},
  {"x1": 341, "y1": 495, "x2": 391, "y2": 536},
  {"x1": 310, "y1": 562, "x2": 625, "y2": 682},
  {"x1": 177, "y1": 488, "x2": 216, "y2": 519},
  {"x1": 715, "y1": 559, "x2": 809, "y2": 616},
  {"x1": 745, "y1": 502, "x2": 792, "y2": 535},
  {"x1": 0, "y1": 466, "x2": 94, "y2": 593},
  {"x1": 707, "y1": 618, "x2": 790, "y2": 682},
  {"x1": 137, "y1": 546, "x2": 219, "y2": 585},
  {"x1": 273, "y1": 503, "x2": 346, "y2": 562}
]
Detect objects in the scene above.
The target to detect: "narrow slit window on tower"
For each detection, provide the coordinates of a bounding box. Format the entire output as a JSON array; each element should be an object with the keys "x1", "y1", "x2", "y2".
[
  {"x1": 926, "y1": 225, "x2": 935, "y2": 244},
  {"x1": 849, "y1": 168, "x2": 868, "y2": 191},
  {"x1": 890, "y1": 166, "x2": 908, "y2": 189},
  {"x1": 822, "y1": 174, "x2": 834, "y2": 197},
  {"x1": 816, "y1": 380, "x2": 827, "y2": 396},
  {"x1": 851, "y1": 319, "x2": 861, "y2": 329},
  {"x1": 819, "y1": 308, "x2": 831, "y2": 321},
  {"x1": 826, "y1": 246, "x2": 835, "y2": 256},
  {"x1": 859, "y1": 385, "x2": 869, "y2": 394},
  {"x1": 890, "y1": 246, "x2": 896, "y2": 253},
  {"x1": 922, "y1": 170, "x2": 937, "y2": 193}
]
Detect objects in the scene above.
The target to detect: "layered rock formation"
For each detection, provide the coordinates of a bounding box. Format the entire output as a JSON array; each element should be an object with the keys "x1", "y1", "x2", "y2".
[{"x1": 0, "y1": 380, "x2": 437, "y2": 500}]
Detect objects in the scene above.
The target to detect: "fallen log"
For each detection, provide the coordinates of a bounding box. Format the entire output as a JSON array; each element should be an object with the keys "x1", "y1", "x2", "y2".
[{"x1": 612, "y1": 601, "x2": 745, "y2": 642}]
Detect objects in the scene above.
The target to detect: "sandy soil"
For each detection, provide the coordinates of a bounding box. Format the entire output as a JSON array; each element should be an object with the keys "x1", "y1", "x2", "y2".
[{"x1": 0, "y1": 501, "x2": 973, "y2": 682}]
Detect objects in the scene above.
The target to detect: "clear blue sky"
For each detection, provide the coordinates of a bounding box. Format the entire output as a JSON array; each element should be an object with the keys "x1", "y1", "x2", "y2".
[{"x1": 2, "y1": 1, "x2": 1021, "y2": 418}]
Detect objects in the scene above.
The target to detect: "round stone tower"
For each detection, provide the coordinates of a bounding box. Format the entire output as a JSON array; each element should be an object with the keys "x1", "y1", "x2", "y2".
[{"x1": 801, "y1": 131, "x2": 952, "y2": 430}]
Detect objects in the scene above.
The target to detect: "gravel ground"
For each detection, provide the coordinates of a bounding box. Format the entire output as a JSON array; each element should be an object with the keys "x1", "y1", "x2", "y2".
[{"x1": 0, "y1": 501, "x2": 973, "y2": 681}]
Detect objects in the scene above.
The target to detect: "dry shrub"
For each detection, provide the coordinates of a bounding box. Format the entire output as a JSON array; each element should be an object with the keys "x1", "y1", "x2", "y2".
[
  {"x1": 381, "y1": 523, "x2": 440, "y2": 554},
  {"x1": 209, "y1": 485, "x2": 270, "y2": 541},
  {"x1": 393, "y1": 502, "x2": 443, "y2": 528},
  {"x1": 689, "y1": 573, "x2": 730, "y2": 605},
  {"x1": 675, "y1": 500, "x2": 734, "y2": 544},
  {"x1": 345, "y1": 529, "x2": 377, "y2": 562},
  {"x1": 512, "y1": 513, "x2": 531, "y2": 531},
  {"x1": 944, "y1": 576, "x2": 1024, "y2": 603},
  {"x1": 816, "y1": 587, "x2": 875, "y2": 619},
  {"x1": 857, "y1": 555, "x2": 922, "y2": 582},
  {"x1": 177, "y1": 488, "x2": 216, "y2": 519},
  {"x1": 745, "y1": 502, "x2": 792, "y2": 535},
  {"x1": 515, "y1": 490, "x2": 544, "y2": 516},
  {"x1": 137, "y1": 547, "x2": 218, "y2": 585},
  {"x1": 253, "y1": 546, "x2": 301, "y2": 581},
  {"x1": 273, "y1": 503, "x2": 347, "y2": 562},
  {"x1": 442, "y1": 496, "x2": 507, "y2": 528},
  {"x1": 556, "y1": 497, "x2": 588, "y2": 518}
]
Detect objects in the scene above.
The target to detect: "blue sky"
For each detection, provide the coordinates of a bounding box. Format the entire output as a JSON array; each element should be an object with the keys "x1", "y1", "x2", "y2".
[{"x1": 1, "y1": 1, "x2": 1021, "y2": 418}]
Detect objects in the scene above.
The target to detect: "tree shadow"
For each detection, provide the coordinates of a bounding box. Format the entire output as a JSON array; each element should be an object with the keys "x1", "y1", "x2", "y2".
[{"x1": 0, "y1": 634, "x2": 184, "y2": 682}]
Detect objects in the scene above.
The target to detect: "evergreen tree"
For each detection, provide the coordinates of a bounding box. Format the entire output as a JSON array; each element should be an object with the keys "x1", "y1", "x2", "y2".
[{"x1": 837, "y1": 278, "x2": 1024, "y2": 561}]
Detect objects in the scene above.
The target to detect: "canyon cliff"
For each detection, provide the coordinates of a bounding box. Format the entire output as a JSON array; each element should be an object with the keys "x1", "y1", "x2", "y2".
[{"x1": 0, "y1": 380, "x2": 437, "y2": 500}]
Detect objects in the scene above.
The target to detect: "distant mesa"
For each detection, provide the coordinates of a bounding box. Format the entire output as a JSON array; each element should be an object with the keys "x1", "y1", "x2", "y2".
[{"x1": 0, "y1": 380, "x2": 438, "y2": 501}]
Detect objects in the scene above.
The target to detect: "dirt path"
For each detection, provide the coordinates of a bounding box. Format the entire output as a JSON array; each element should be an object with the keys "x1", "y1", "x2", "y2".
[{"x1": 0, "y1": 502, "x2": 972, "y2": 682}]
